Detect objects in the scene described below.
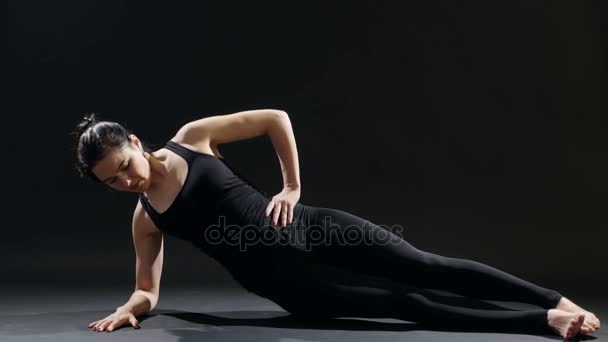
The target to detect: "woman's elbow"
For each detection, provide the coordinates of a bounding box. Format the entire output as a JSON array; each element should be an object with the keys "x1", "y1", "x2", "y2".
[
  {"x1": 274, "y1": 110, "x2": 288, "y2": 118},
  {"x1": 270, "y1": 110, "x2": 289, "y2": 126}
]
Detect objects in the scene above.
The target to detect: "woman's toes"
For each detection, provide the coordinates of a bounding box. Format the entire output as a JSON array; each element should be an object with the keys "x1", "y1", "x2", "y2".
[
  {"x1": 585, "y1": 312, "x2": 600, "y2": 329},
  {"x1": 548, "y1": 309, "x2": 589, "y2": 339},
  {"x1": 583, "y1": 321, "x2": 594, "y2": 331},
  {"x1": 592, "y1": 316, "x2": 601, "y2": 328},
  {"x1": 568, "y1": 325, "x2": 577, "y2": 339},
  {"x1": 574, "y1": 314, "x2": 585, "y2": 333},
  {"x1": 564, "y1": 315, "x2": 583, "y2": 339}
]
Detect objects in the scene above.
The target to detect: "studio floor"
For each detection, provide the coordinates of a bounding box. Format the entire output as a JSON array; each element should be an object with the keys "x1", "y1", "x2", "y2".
[{"x1": 1, "y1": 284, "x2": 605, "y2": 342}]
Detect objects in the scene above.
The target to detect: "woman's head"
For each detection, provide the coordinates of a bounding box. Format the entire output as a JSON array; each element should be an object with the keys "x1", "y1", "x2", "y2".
[{"x1": 73, "y1": 113, "x2": 152, "y2": 192}]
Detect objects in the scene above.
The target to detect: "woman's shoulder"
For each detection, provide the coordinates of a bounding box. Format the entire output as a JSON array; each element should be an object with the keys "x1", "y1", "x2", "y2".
[{"x1": 166, "y1": 135, "x2": 224, "y2": 159}]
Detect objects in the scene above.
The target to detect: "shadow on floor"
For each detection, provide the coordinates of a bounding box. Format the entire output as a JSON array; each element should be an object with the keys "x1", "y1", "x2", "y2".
[{"x1": 138, "y1": 294, "x2": 597, "y2": 342}]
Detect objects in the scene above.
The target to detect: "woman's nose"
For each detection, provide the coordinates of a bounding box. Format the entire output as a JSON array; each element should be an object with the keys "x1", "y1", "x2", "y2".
[{"x1": 119, "y1": 174, "x2": 132, "y2": 187}]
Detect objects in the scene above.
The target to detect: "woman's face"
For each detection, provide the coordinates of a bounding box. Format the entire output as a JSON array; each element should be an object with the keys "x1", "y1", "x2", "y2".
[{"x1": 92, "y1": 135, "x2": 151, "y2": 192}]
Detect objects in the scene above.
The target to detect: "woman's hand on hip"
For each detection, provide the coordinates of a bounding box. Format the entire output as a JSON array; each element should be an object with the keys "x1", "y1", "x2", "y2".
[{"x1": 265, "y1": 186, "x2": 300, "y2": 228}]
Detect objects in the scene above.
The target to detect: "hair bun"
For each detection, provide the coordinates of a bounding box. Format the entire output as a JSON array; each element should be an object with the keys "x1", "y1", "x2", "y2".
[
  {"x1": 83, "y1": 112, "x2": 96, "y2": 124},
  {"x1": 74, "y1": 113, "x2": 98, "y2": 137}
]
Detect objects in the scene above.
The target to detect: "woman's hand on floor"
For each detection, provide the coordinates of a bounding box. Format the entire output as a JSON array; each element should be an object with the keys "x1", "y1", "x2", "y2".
[
  {"x1": 265, "y1": 185, "x2": 301, "y2": 227},
  {"x1": 88, "y1": 308, "x2": 140, "y2": 332}
]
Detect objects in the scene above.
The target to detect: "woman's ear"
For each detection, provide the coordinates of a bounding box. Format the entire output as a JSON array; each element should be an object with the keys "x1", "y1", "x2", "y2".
[{"x1": 129, "y1": 134, "x2": 142, "y2": 149}]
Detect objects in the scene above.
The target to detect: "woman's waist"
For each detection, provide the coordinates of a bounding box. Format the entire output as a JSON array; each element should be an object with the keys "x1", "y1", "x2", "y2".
[{"x1": 219, "y1": 194, "x2": 313, "y2": 227}]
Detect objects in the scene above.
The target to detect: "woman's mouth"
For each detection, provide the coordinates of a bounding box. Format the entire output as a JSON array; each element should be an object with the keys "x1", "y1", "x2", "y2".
[{"x1": 132, "y1": 180, "x2": 143, "y2": 190}]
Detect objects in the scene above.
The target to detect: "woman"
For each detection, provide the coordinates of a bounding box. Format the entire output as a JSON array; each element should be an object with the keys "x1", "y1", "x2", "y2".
[{"x1": 76, "y1": 109, "x2": 599, "y2": 339}]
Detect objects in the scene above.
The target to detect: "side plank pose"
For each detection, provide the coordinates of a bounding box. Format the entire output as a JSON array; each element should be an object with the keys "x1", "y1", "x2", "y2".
[{"x1": 75, "y1": 109, "x2": 600, "y2": 339}]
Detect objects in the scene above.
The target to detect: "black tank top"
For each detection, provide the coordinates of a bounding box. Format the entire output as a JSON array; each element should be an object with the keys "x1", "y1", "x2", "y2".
[{"x1": 138, "y1": 140, "x2": 313, "y2": 293}]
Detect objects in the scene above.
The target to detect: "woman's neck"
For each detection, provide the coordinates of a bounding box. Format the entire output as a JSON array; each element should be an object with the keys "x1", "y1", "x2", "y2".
[{"x1": 143, "y1": 149, "x2": 171, "y2": 196}]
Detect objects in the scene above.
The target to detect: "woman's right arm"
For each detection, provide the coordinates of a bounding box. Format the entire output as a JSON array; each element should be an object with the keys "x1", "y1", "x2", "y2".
[{"x1": 88, "y1": 202, "x2": 164, "y2": 332}]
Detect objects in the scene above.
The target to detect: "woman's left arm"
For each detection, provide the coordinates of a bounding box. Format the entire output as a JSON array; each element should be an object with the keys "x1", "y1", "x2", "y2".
[
  {"x1": 175, "y1": 109, "x2": 301, "y2": 227},
  {"x1": 263, "y1": 111, "x2": 301, "y2": 228}
]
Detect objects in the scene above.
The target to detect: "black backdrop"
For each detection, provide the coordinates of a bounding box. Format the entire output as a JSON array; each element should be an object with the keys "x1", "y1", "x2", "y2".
[{"x1": 5, "y1": 1, "x2": 606, "y2": 294}]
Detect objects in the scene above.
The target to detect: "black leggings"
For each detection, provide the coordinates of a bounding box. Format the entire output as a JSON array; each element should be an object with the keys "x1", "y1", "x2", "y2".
[{"x1": 261, "y1": 206, "x2": 562, "y2": 335}]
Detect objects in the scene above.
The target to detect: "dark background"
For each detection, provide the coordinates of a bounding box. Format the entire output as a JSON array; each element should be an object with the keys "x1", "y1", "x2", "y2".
[{"x1": 5, "y1": 1, "x2": 606, "y2": 296}]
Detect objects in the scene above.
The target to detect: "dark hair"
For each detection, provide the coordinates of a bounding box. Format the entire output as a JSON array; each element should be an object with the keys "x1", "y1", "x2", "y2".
[{"x1": 71, "y1": 113, "x2": 144, "y2": 182}]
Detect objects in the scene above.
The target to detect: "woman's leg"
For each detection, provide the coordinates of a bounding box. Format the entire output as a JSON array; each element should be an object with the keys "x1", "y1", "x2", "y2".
[
  {"x1": 304, "y1": 207, "x2": 562, "y2": 309},
  {"x1": 268, "y1": 261, "x2": 555, "y2": 335}
]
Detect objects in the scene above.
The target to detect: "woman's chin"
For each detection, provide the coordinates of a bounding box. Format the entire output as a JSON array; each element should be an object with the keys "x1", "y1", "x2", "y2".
[
  {"x1": 129, "y1": 179, "x2": 146, "y2": 192},
  {"x1": 138, "y1": 179, "x2": 150, "y2": 192}
]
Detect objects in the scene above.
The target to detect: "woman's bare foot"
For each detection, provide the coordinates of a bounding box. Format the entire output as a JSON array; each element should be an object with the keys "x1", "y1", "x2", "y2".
[
  {"x1": 547, "y1": 309, "x2": 585, "y2": 340},
  {"x1": 556, "y1": 296, "x2": 601, "y2": 332}
]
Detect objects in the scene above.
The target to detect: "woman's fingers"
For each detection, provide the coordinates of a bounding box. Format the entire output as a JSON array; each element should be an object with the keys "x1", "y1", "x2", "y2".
[
  {"x1": 281, "y1": 204, "x2": 288, "y2": 227},
  {"x1": 98, "y1": 320, "x2": 113, "y2": 332},
  {"x1": 89, "y1": 313, "x2": 138, "y2": 333},
  {"x1": 88, "y1": 320, "x2": 100, "y2": 328},
  {"x1": 92, "y1": 320, "x2": 103, "y2": 331},
  {"x1": 91, "y1": 317, "x2": 114, "y2": 332},
  {"x1": 129, "y1": 314, "x2": 140, "y2": 329},
  {"x1": 272, "y1": 202, "x2": 282, "y2": 226},
  {"x1": 102, "y1": 317, "x2": 124, "y2": 332},
  {"x1": 94, "y1": 313, "x2": 113, "y2": 330},
  {"x1": 265, "y1": 199, "x2": 294, "y2": 227},
  {"x1": 106, "y1": 316, "x2": 125, "y2": 332},
  {"x1": 93, "y1": 320, "x2": 105, "y2": 331},
  {"x1": 264, "y1": 201, "x2": 275, "y2": 218}
]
